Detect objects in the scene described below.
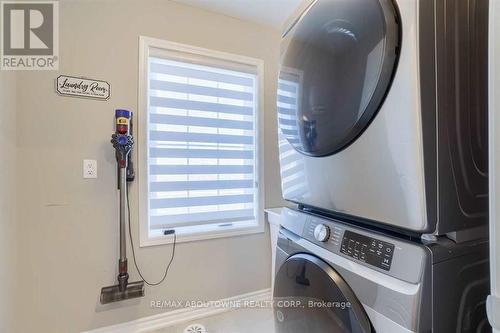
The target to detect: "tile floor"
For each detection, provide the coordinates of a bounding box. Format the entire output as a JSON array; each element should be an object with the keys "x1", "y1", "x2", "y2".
[{"x1": 153, "y1": 307, "x2": 275, "y2": 333}]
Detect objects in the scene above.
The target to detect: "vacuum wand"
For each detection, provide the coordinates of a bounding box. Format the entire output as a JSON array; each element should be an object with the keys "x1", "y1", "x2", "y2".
[
  {"x1": 117, "y1": 166, "x2": 129, "y2": 291},
  {"x1": 119, "y1": 167, "x2": 127, "y2": 264},
  {"x1": 100, "y1": 109, "x2": 144, "y2": 304}
]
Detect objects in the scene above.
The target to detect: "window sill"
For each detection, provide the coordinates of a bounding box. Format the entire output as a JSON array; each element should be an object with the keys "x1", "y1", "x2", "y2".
[{"x1": 140, "y1": 221, "x2": 265, "y2": 247}]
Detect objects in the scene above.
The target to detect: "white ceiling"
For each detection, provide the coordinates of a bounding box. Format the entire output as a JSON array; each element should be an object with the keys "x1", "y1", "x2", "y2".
[{"x1": 171, "y1": 0, "x2": 305, "y2": 29}]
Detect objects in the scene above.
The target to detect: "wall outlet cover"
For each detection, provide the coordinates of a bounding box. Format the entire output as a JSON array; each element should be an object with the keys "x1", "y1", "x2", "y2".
[{"x1": 83, "y1": 159, "x2": 97, "y2": 179}]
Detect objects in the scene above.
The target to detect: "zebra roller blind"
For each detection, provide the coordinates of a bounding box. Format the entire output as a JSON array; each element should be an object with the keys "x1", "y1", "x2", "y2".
[{"x1": 147, "y1": 52, "x2": 258, "y2": 231}]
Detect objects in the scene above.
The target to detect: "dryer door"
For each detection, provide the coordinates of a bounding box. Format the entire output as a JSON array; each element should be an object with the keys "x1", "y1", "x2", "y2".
[
  {"x1": 278, "y1": 0, "x2": 400, "y2": 156},
  {"x1": 273, "y1": 253, "x2": 372, "y2": 333}
]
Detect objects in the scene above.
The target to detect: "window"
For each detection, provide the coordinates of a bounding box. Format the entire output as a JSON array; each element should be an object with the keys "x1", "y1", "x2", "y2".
[{"x1": 138, "y1": 37, "x2": 264, "y2": 246}]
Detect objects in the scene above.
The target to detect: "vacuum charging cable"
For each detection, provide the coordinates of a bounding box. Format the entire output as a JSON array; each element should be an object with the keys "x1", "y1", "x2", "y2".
[{"x1": 127, "y1": 186, "x2": 176, "y2": 286}]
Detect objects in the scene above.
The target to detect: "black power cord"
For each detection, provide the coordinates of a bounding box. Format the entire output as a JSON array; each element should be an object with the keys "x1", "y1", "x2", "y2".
[{"x1": 127, "y1": 185, "x2": 176, "y2": 286}]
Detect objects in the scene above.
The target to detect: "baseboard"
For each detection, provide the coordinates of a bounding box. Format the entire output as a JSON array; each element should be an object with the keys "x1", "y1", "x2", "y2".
[{"x1": 83, "y1": 288, "x2": 272, "y2": 333}]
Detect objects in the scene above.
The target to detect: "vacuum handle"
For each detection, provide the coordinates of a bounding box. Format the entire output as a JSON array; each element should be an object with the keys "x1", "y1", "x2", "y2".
[{"x1": 111, "y1": 109, "x2": 134, "y2": 169}]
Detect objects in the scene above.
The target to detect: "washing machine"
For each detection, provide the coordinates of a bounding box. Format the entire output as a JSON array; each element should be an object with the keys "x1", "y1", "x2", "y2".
[
  {"x1": 273, "y1": 208, "x2": 490, "y2": 332},
  {"x1": 277, "y1": 0, "x2": 489, "y2": 236}
]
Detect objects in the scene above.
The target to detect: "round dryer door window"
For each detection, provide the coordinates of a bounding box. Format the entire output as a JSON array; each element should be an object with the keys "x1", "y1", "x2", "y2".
[
  {"x1": 273, "y1": 253, "x2": 372, "y2": 333},
  {"x1": 278, "y1": 0, "x2": 400, "y2": 156}
]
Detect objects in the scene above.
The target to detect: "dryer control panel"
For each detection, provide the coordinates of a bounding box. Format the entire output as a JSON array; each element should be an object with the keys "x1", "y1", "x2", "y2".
[{"x1": 340, "y1": 230, "x2": 394, "y2": 271}]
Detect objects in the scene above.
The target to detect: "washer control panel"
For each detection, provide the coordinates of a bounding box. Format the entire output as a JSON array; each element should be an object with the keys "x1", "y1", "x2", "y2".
[
  {"x1": 280, "y1": 207, "x2": 426, "y2": 283},
  {"x1": 340, "y1": 230, "x2": 395, "y2": 271}
]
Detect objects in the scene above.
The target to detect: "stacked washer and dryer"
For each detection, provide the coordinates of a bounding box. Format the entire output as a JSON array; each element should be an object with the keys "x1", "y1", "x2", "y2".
[{"x1": 273, "y1": 0, "x2": 490, "y2": 332}]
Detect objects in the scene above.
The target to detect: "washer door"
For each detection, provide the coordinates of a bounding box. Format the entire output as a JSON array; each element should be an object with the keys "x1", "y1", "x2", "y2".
[
  {"x1": 273, "y1": 253, "x2": 372, "y2": 333},
  {"x1": 278, "y1": 0, "x2": 400, "y2": 156}
]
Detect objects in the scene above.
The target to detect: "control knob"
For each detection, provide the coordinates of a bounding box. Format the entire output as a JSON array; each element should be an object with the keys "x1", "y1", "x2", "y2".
[{"x1": 313, "y1": 224, "x2": 330, "y2": 242}]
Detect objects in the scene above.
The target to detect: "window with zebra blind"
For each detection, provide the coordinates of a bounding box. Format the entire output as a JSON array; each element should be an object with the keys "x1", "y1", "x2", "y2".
[{"x1": 138, "y1": 37, "x2": 264, "y2": 245}]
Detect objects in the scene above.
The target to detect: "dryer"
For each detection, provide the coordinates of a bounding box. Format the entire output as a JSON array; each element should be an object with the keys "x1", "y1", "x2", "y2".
[
  {"x1": 273, "y1": 208, "x2": 490, "y2": 332},
  {"x1": 277, "y1": 0, "x2": 489, "y2": 235}
]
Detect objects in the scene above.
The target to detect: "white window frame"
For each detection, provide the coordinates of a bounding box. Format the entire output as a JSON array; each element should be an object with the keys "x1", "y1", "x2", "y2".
[{"x1": 138, "y1": 36, "x2": 265, "y2": 247}]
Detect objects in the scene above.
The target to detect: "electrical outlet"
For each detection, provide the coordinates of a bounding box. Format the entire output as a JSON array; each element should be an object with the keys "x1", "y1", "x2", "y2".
[{"x1": 83, "y1": 159, "x2": 97, "y2": 179}]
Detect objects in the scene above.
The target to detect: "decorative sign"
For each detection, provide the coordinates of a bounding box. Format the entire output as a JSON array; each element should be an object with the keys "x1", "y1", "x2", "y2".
[{"x1": 56, "y1": 75, "x2": 110, "y2": 100}]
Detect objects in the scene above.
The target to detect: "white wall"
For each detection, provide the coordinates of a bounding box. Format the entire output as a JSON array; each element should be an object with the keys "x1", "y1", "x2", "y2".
[
  {"x1": 0, "y1": 72, "x2": 17, "y2": 333},
  {"x1": 15, "y1": 1, "x2": 284, "y2": 332}
]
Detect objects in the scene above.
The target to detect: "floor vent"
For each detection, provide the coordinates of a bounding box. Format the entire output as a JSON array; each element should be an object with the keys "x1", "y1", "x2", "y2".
[{"x1": 183, "y1": 323, "x2": 207, "y2": 333}]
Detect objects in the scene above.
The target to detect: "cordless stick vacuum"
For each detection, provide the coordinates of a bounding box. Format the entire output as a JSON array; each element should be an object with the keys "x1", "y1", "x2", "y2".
[{"x1": 100, "y1": 109, "x2": 145, "y2": 304}]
